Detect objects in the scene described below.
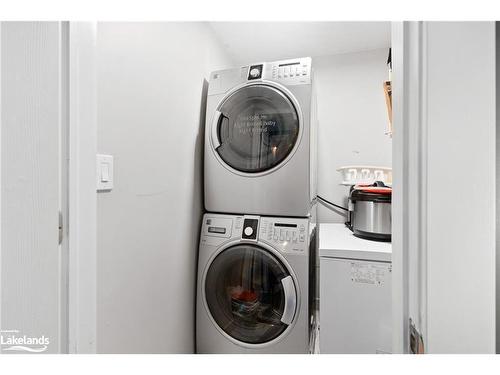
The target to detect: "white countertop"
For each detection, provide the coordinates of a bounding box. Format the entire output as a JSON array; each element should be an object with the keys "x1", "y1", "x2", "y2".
[{"x1": 319, "y1": 223, "x2": 392, "y2": 262}]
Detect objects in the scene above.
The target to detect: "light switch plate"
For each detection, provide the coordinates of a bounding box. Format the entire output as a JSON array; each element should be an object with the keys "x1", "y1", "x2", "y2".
[{"x1": 96, "y1": 154, "x2": 113, "y2": 191}]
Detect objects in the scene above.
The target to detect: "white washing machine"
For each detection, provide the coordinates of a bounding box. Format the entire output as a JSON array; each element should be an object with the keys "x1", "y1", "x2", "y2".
[
  {"x1": 204, "y1": 57, "x2": 317, "y2": 217},
  {"x1": 196, "y1": 213, "x2": 316, "y2": 353}
]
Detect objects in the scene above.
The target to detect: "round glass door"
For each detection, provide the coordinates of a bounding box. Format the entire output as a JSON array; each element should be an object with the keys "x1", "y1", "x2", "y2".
[
  {"x1": 214, "y1": 84, "x2": 300, "y2": 173},
  {"x1": 205, "y1": 244, "x2": 295, "y2": 344}
]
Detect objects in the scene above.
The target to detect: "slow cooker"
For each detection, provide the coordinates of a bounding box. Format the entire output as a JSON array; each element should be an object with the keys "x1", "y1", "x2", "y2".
[{"x1": 346, "y1": 182, "x2": 392, "y2": 242}]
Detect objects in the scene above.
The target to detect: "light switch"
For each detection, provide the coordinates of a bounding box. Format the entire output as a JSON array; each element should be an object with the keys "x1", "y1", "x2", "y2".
[
  {"x1": 96, "y1": 154, "x2": 113, "y2": 191},
  {"x1": 101, "y1": 163, "x2": 110, "y2": 182}
]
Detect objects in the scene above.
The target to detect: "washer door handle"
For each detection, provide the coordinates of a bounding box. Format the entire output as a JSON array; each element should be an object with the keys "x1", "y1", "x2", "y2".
[
  {"x1": 211, "y1": 110, "x2": 222, "y2": 149},
  {"x1": 280, "y1": 275, "x2": 297, "y2": 325}
]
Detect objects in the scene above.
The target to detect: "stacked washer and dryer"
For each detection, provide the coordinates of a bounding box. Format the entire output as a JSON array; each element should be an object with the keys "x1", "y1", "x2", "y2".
[{"x1": 196, "y1": 57, "x2": 318, "y2": 353}]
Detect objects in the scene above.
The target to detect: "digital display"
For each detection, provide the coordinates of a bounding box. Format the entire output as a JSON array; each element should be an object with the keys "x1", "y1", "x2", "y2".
[
  {"x1": 208, "y1": 227, "x2": 226, "y2": 234},
  {"x1": 274, "y1": 223, "x2": 297, "y2": 228},
  {"x1": 278, "y1": 62, "x2": 300, "y2": 67}
]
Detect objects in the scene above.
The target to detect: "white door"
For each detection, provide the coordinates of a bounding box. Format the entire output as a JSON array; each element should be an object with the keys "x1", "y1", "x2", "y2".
[{"x1": 1, "y1": 21, "x2": 68, "y2": 354}]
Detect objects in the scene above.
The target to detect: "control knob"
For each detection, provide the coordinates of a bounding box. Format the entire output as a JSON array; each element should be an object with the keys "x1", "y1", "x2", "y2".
[{"x1": 249, "y1": 68, "x2": 260, "y2": 78}]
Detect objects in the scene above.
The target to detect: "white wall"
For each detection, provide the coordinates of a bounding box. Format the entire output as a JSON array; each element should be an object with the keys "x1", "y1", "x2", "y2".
[
  {"x1": 315, "y1": 48, "x2": 392, "y2": 223},
  {"x1": 96, "y1": 22, "x2": 233, "y2": 353}
]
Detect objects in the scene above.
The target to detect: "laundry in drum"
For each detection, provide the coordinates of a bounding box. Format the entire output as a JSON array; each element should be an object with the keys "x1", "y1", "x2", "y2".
[{"x1": 230, "y1": 288, "x2": 260, "y2": 319}]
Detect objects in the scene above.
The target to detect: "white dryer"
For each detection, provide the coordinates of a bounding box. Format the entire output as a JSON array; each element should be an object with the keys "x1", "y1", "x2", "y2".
[
  {"x1": 196, "y1": 213, "x2": 316, "y2": 353},
  {"x1": 204, "y1": 57, "x2": 317, "y2": 217}
]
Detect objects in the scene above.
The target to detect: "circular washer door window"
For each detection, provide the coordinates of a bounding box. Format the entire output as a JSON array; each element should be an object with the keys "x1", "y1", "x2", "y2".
[
  {"x1": 205, "y1": 244, "x2": 296, "y2": 344},
  {"x1": 214, "y1": 84, "x2": 300, "y2": 173}
]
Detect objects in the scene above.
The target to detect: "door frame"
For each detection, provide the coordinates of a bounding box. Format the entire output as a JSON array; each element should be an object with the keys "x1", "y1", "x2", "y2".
[
  {"x1": 391, "y1": 21, "x2": 428, "y2": 354},
  {"x1": 0, "y1": 21, "x2": 2, "y2": 347},
  {"x1": 67, "y1": 21, "x2": 97, "y2": 354}
]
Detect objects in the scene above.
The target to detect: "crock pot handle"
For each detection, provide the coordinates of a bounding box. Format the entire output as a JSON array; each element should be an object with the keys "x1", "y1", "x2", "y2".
[
  {"x1": 280, "y1": 275, "x2": 297, "y2": 325},
  {"x1": 211, "y1": 110, "x2": 222, "y2": 149}
]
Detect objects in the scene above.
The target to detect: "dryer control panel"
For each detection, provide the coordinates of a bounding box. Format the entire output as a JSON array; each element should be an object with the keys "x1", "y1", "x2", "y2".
[{"x1": 260, "y1": 57, "x2": 312, "y2": 85}]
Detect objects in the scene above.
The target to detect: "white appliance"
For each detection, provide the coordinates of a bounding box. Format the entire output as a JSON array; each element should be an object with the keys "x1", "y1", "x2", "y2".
[
  {"x1": 319, "y1": 224, "x2": 392, "y2": 354},
  {"x1": 196, "y1": 213, "x2": 316, "y2": 353},
  {"x1": 204, "y1": 57, "x2": 317, "y2": 217}
]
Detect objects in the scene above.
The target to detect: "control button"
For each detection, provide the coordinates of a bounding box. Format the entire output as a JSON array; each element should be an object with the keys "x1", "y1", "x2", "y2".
[
  {"x1": 242, "y1": 218, "x2": 258, "y2": 240},
  {"x1": 249, "y1": 68, "x2": 260, "y2": 78},
  {"x1": 284, "y1": 67, "x2": 289, "y2": 77},
  {"x1": 235, "y1": 218, "x2": 242, "y2": 229},
  {"x1": 278, "y1": 67, "x2": 283, "y2": 78},
  {"x1": 286, "y1": 231, "x2": 291, "y2": 241},
  {"x1": 248, "y1": 64, "x2": 263, "y2": 80},
  {"x1": 299, "y1": 233, "x2": 305, "y2": 242},
  {"x1": 279, "y1": 230, "x2": 285, "y2": 241},
  {"x1": 299, "y1": 224, "x2": 305, "y2": 231},
  {"x1": 292, "y1": 232, "x2": 298, "y2": 243},
  {"x1": 290, "y1": 67, "x2": 296, "y2": 76}
]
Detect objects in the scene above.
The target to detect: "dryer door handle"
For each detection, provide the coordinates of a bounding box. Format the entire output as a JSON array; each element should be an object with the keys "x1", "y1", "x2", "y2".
[
  {"x1": 211, "y1": 110, "x2": 222, "y2": 149},
  {"x1": 280, "y1": 275, "x2": 297, "y2": 325}
]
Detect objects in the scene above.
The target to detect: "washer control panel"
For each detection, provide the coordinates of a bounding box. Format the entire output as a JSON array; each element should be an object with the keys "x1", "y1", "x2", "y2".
[
  {"x1": 260, "y1": 217, "x2": 309, "y2": 253},
  {"x1": 201, "y1": 214, "x2": 309, "y2": 254}
]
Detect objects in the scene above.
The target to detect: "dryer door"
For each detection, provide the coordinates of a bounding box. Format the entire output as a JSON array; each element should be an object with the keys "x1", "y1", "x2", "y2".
[
  {"x1": 205, "y1": 244, "x2": 297, "y2": 345},
  {"x1": 212, "y1": 84, "x2": 300, "y2": 174}
]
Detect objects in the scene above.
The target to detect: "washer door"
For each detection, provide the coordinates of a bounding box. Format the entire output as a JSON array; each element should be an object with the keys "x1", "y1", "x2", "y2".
[
  {"x1": 212, "y1": 84, "x2": 300, "y2": 173},
  {"x1": 205, "y1": 244, "x2": 297, "y2": 345}
]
